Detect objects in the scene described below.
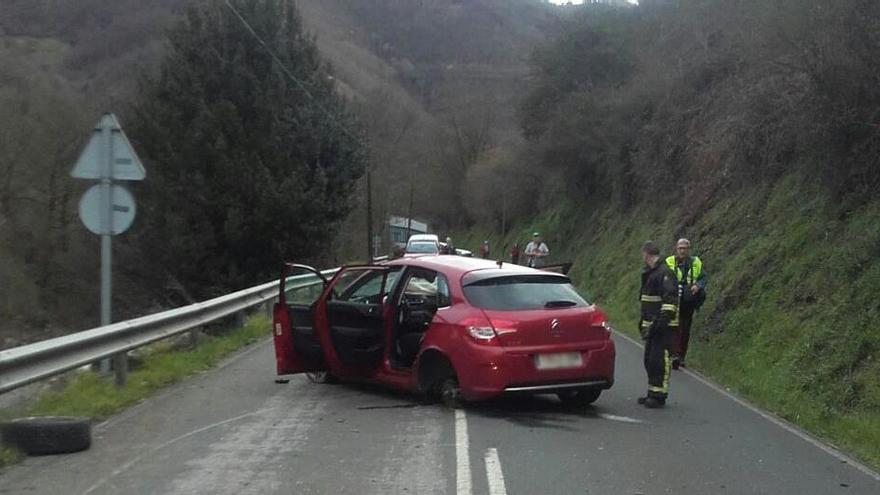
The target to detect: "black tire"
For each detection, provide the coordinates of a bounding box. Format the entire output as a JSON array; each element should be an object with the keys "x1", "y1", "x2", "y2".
[
  {"x1": 439, "y1": 377, "x2": 464, "y2": 409},
  {"x1": 557, "y1": 388, "x2": 602, "y2": 406},
  {"x1": 1, "y1": 417, "x2": 91, "y2": 455},
  {"x1": 306, "y1": 371, "x2": 338, "y2": 384}
]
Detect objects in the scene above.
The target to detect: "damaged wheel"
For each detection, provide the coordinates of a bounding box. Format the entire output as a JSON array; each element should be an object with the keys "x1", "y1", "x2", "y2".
[
  {"x1": 306, "y1": 371, "x2": 338, "y2": 384},
  {"x1": 439, "y1": 377, "x2": 463, "y2": 409}
]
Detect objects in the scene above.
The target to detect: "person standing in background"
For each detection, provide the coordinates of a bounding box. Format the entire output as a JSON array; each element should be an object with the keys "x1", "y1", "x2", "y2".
[
  {"x1": 480, "y1": 240, "x2": 490, "y2": 259},
  {"x1": 510, "y1": 242, "x2": 521, "y2": 265},
  {"x1": 524, "y1": 233, "x2": 549, "y2": 268},
  {"x1": 666, "y1": 238, "x2": 706, "y2": 369},
  {"x1": 444, "y1": 236, "x2": 455, "y2": 255}
]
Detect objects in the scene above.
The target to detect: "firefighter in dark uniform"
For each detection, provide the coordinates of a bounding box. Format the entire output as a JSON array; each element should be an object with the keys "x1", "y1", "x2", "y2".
[{"x1": 637, "y1": 241, "x2": 679, "y2": 408}]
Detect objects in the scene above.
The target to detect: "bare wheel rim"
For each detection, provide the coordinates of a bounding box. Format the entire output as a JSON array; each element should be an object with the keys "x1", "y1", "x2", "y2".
[
  {"x1": 440, "y1": 378, "x2": 461, "y2": 407},
  {"x1": 306, "y1": 371, "x2": 329, "y2": 383}
]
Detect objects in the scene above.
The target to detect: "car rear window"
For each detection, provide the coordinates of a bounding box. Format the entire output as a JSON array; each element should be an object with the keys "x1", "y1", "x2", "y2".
[
  {"x1": 462, "y1": 275, "x2": 589, "y2": 311},
  {"x1": 406, "y1": 242, "x2": 438, "y2": 253}
]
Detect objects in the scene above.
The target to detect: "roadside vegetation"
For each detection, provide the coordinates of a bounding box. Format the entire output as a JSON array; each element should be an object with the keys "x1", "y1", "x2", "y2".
[
  {"x1": 453, "y1": 0, "x2": 880, "y2": 469},
  {"x1": 458, "y1": 179, "x2": 880, "y2": 468},
  {"x1": 0, "y1": 314, "x2": 270, "y2": 467}
]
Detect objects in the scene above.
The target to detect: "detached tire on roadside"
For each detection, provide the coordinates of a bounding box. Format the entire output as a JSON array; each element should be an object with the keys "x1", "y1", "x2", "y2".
[{"x1": 1, "y1": 417, "x2": 92, "y2": 455}]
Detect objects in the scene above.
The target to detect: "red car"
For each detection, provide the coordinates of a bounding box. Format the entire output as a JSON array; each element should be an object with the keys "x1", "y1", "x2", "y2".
[{"x1": 272, "y1": 256, "x2": 615, "y2": 406}]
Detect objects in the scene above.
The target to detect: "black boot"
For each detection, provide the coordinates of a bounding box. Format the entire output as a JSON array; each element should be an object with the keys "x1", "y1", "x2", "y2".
[
  {"x1": 644, "y1": 396, "x2": 666, "y2": 408},
  {"x1": 637, "y1": 396, "x2": 648, "y2": 405}
]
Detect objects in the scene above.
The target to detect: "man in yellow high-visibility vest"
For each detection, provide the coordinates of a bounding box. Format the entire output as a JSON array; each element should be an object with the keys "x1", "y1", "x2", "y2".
[{"x1": 666, "y1": 238, "x2": 706, "y2": 369}]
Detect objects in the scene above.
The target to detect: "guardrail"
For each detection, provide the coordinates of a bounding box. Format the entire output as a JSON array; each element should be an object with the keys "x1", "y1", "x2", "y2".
[{"x1": 0, "y1": 265, "x2": 351, "y2": 395}]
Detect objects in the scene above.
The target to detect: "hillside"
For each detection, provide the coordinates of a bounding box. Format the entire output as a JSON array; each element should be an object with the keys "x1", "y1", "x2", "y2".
[
  {"x1": 455, "y1": 0, "x2": 880, "y2": 467},
  {"x1": 0, "y1": 0, "x2": 557, "y2": 347}
]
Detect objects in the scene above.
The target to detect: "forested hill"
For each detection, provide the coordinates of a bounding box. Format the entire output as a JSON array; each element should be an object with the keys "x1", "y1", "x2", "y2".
[
  {"x1": 453, "y1": 0, "x2": 880, "y2": 467},
  {"x1": 0, "y1": 0, "x2": 558, "y2": 347}
]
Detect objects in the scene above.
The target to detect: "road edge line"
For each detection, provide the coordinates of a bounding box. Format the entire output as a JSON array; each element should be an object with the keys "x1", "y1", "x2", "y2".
[
  {"x1": 612, "y1": 329, "x2": 880, "y2": 482},
  {"x1": 455, "y1": 409, "x2": 472, "y2": 495},
  {"x1": 484, "y1": 447, "x2": 508, "y2": 495}
]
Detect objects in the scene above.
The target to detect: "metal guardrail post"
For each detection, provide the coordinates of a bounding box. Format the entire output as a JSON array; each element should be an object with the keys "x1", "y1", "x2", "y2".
[
  {"x1": 234, "y1": 310, "x2": 246, "y2": 329},
  {"x1": 113, "y1": 353, "x2": 127, "y2": 386},
  {"x1": 264, "y1": 298, "x2": 274, "y2": 319}
]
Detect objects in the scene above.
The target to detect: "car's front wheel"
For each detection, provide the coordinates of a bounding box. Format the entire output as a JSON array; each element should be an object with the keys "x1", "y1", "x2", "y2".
[{"x1": 557, "y1": 388, "x2": 601, "y2": 406}]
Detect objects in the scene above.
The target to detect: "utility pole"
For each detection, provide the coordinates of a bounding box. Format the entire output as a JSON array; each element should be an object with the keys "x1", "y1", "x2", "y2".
[
  {"x1": 406, "y1": 180, "x2": 415, "y2": 239},
  {"x1": 365, "y1": 167, "x2": 373, "y2": 262}
]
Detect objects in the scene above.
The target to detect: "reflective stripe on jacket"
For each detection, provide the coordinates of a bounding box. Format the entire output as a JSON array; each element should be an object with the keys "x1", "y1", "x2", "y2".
[{"x1": 640, "y1": 261, "x2": 679, "y2": 333}]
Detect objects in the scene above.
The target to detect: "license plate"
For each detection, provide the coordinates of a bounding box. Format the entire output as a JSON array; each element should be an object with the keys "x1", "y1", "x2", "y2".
[{"x1": 535, "y1": 352, "x2": 583, "y2": 370}]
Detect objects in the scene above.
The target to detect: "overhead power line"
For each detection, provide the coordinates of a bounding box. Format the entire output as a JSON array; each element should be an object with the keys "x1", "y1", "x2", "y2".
[{"x1": 222, "y1": 0, "x2": 360, "y2": 141}]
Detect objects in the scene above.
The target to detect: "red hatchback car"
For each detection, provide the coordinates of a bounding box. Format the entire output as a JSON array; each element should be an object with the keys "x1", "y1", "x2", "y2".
[{"x1": 272, "y1": 256, "x2": 615, "y2": 406}]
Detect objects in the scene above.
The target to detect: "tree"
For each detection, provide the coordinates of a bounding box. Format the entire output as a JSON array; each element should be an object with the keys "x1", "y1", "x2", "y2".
[{"x1": 130, "y1": 0, "x2": 366, "y2": 297}]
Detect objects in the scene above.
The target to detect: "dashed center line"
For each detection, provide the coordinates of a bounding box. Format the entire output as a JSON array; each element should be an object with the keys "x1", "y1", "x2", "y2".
[
  {"x1": 484, "y1": 448, "x2": 508, "y2": 495},
  {"x1": 598, "y1": 413, "x2": 645, "y2": 424}
]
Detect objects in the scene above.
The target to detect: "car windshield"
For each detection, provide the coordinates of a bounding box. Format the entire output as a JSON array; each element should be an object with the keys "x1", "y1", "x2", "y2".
[
  {"x1": 406, "y1": 242, "x2": 438, "y2": 253},
  {"x1": 462, "y1": 275, "x2": 589, "y2": 311}
]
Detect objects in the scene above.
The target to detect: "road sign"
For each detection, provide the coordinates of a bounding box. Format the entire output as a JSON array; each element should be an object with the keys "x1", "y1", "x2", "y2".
[
  {"x1": 71, "y1": 114, "x2": 146, "y2": 181},
  {"x1": 78, "y1": 184, "x2": 137, "y2": 235},
  {"x1": 70, "y1": 112, "x2": 146, "y2": 385}
]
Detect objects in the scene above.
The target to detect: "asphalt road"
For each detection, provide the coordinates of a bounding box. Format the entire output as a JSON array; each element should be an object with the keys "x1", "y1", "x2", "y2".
[{"x1": 1, "y1": 333, "x2": 878, "y2": 495}]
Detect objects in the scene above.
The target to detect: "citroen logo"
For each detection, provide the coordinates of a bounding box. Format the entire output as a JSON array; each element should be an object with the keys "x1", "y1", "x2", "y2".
[{"x1": 550, "y1": 318, "x2": 562, "y2": 338}]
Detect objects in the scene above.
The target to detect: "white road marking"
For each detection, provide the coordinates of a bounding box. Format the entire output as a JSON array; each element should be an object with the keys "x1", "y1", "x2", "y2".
[
  {"x1": 455, "y1": 409, "x2": 472, "y2": 495},
  {"x1": 612, "y1": 330, "x2": 880, "y2": 482},
  {"x1": 598, "y1": 413, "x2": 644, "y2": 424},
  {"x1": 484, "y1": 448, "x2": 508, "y2": 495}
]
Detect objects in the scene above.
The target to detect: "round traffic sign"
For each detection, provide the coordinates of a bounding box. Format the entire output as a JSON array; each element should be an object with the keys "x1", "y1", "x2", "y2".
[{"x1": 78, "y1": 184, "x2": 137, "y2": 235}]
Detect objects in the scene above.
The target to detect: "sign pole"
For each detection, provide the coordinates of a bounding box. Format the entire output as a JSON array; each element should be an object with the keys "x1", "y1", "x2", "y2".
[
  {"x1": 97, "y1": 121, "x2": 112, "y2": 374},
  {"x1": 72, "y1": 112, "x2": 144, "y2": 387},
  {"x1": 100, "y1": 118, "x2": 126, "y2": 385}
]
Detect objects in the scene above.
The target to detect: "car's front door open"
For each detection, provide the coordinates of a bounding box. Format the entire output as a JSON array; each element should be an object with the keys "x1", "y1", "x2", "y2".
[
  {"x1": 316, "y1": 266, "x2": 398, "y2": 371},
  {"x1": 272, "y1": 263, "x2": 331, "y2": 375}
]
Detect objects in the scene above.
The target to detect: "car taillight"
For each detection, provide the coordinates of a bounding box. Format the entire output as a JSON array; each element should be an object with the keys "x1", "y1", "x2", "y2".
[
  {"x1": 468, "y1": 326, "x2": 497, "y2": 340},
  {"x1": 462, "y1": 316, "x2": 517, "y2": 344},
  {"x1": 591, "y1": 310, "x2": 612, "y2": 336}
]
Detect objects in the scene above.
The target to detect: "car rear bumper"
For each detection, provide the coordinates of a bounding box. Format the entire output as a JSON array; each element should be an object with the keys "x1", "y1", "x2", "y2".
[
  {"x1": 457, "y1": 339, "x2": 616, "y2": 401},
  {"x1": 503, "y1": 379, "x2": 611, "y2": 394}
]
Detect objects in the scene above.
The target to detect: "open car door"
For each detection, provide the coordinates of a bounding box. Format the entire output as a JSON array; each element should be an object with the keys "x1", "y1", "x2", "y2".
[
  {"x1": 272, "y1": 263, "x2": 332, "y2": 375},
  {"x1": 315, "y1": 265, "x2": 400, "y2": 374}
]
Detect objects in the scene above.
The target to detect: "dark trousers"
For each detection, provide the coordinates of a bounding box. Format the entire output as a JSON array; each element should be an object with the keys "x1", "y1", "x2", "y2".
[
  {"x1": 644, "y1": 324, "x2": 673, "y2": 398},
  {"x1": 672, "y1": 303, "x2": 696, "y2": 362}
]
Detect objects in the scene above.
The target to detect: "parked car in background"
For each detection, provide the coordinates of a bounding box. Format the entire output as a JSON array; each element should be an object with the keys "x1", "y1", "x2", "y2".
[
  {"x1": 272, "y1": 256, "x2": 616, "y2": 407},
  {"x1": 405, "y1": 234, "x2": 440, "y2": 255}
]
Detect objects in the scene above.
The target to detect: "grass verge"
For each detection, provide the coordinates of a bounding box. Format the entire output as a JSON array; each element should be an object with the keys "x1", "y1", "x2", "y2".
[{"x1": 0, "y1": 314, "x2": 270, "y2": 468}]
